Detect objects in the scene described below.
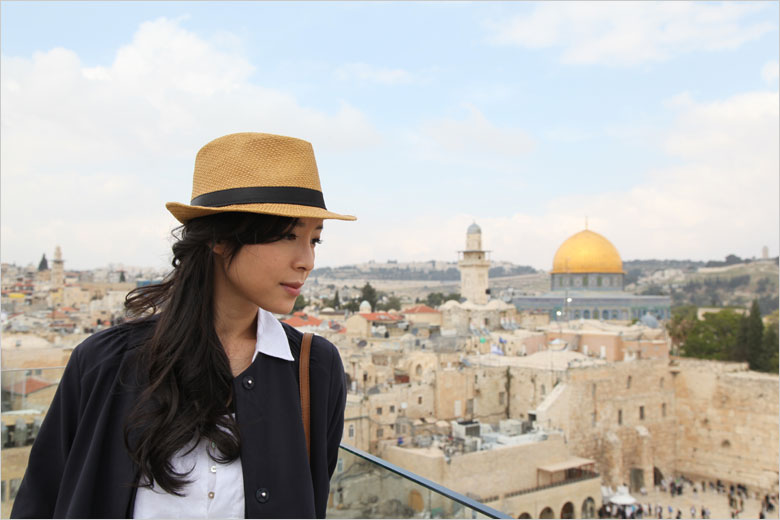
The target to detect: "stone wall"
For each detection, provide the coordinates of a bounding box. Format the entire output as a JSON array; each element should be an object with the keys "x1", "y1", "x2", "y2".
[{"x1": 673, "y1": 359, "x2": 779, "y2": 492}]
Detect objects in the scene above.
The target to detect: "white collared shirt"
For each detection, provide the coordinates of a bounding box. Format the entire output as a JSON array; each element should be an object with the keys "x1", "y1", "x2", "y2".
[{"x1": 133, "y1": 308, "x2": 292, "y2": 519}]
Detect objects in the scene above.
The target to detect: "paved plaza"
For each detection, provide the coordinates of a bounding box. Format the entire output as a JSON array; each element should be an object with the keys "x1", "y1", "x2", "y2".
[{"x1": 610, "y1": 486, "x2": 779, "y2": 519}]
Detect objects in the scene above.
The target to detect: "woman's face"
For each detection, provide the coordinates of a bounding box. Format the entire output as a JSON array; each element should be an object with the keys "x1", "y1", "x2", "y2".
[{"x1": 214, "y1": 217, "x2": 323, "y2": 315}]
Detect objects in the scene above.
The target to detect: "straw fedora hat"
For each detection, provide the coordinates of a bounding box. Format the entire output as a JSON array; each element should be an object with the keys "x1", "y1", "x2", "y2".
[{"x1": 166, "y1": 132, "x2": 356, "y2": 223}]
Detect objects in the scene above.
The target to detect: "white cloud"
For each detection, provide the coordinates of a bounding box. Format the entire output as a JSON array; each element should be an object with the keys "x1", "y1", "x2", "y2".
[
  {"x1": 321, "y1": 89, "x2": 779, "y2": 269},
  {"x1": 0, "y1": 17, "x2": 380, "y2": 269},
  {"x1": 334, "y1": 62, "x2": 417, "y2": 85},
  {"x1": 487, "y1": 2, "x2": 775, "y2": 66},
  {"x1": 762, "y1": 60, "x2": 779, "y2": 84},
  {"x1": 413, "y1": 104, "x2": 535, "y2": 165}
]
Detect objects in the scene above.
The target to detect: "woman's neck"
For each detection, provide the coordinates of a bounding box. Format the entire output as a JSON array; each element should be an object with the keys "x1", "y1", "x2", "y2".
[{"x1": 214, "y1": 303, "x2": 258, "y2": 377}]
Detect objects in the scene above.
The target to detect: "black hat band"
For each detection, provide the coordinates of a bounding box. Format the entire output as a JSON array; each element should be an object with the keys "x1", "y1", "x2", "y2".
[{"x1": 191, "y1": 186, "x2": 327, "y2": 209}]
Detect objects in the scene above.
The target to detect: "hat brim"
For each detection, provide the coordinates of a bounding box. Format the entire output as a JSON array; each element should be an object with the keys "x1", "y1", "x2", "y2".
[{"x1": 166, "y1": 201, "x2": 357, "y2": 224}]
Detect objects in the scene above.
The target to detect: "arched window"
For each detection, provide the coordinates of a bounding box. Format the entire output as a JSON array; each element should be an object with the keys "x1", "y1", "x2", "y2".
[
  {"x1": 560, "y1": 502, "x2": 575, "y2": 519},
  {"x1": 539, "y1": 507, "x2": 555, "y2": 519},
  {"x1": 582, "y1": 497, "x2": 596, "y2": 519},
  {"x1": 348, "y1": 424, "x2": 355, "y2": 438}
]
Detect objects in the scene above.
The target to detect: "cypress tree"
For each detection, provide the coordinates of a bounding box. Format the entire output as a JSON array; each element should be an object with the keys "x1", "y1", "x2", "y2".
[
  {"x1": 734, "y1": 315, "x2": 749, "y2": 362},
  {"x1": 761, "y1": 324, "x2": 779, "y2": 373},
  {"x1": 746, "y1": 300, "x2": 765, "y2": 370},
  {"x1": 38, "y1": 254, "x2": 48, "y2": 271}
]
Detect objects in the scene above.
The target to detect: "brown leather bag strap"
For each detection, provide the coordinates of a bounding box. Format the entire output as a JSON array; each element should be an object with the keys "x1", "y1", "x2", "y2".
[{"x1": 299, "y1": 332, "x2": 313, "y2": 461}]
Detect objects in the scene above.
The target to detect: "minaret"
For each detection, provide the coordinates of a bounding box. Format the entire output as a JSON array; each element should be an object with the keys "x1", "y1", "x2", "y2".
[
  {"x1": 458, "y1": 223, "x2": 490, "y2": 305},
  {"x1": 52, "y1": 245, "x2": 65, "y2": 289}
]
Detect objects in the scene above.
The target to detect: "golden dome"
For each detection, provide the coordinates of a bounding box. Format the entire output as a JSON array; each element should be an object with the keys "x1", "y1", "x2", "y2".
[{"x1": 551, "y1": 230, "x2": 624, "y2": 274}]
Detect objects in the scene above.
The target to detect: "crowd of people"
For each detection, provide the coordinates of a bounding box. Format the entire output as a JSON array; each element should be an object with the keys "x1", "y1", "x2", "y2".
[{"x1": 596, "y1": 475, "x2": 779, "y2": 519}]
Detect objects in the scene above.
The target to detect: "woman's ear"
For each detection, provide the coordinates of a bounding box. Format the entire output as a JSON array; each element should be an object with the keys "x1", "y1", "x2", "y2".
[{"x1": 212, "y1": 242, "x2": 227, "y2": 256}]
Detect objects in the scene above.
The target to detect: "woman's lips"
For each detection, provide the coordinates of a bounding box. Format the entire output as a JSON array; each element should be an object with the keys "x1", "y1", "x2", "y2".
[{"x1": 281, "y1": 282, "x2": 303, "y2": 296}]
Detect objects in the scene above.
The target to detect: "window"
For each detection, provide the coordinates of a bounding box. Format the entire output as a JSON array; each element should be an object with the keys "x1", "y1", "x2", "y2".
[
  {"x1": 639, "y1": 406, "x2": 645, "y2": 420},
  {"x1": 389, "y1": 405, "x2": 395, "y2": 413},
  {"x1": 416, "y1": 364, "x2": 422, "y2": 376},
  {"x1": 337, "y1": 458, "x2": 344, "y2": 473},
  {"x1": 499, "y1": 392, "x2": 505, "y2": 405},
  {"x1": 662, "y1": 403, "x2": 667, "y2": 417},
  {"x1": 417, "y1": 396, "x2": 422, "y2": 405},
  {"x1": 376, "y1": 407, "x2": 382, "y2": 415},
  {"x1": 660, "y1": 377, "x2": 665, "y2": 389},
  {"x1": 618, "y1": 409, "x2": 623, "y2": 425},
  {"x1": 627, "y1": 376, "x2": 632, "y2": 389},
  {"x1": 348, "y1": 424, "x2": 355, "y2": 438},
  {"x1": 376, "y1": 428, "x2": 383, "y2": 438}
]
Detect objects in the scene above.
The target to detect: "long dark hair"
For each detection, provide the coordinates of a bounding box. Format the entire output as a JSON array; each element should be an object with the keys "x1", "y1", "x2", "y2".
[{"x1": 123, "y1": 211, "x2": 298, "y2": 495}]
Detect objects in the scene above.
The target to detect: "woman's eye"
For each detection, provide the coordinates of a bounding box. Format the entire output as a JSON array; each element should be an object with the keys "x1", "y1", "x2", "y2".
[
  {"x1": 285, "y1": 233, "x2": 298, "y2": 241},
  {"x1": 312, "y1": 238, "x2": 323, "y2": 246}
]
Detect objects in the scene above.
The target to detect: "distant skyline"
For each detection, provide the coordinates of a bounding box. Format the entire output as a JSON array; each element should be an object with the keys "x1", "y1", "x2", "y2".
[{"x1": 2, "y1": 1, "x2": 778, "y2": 271}]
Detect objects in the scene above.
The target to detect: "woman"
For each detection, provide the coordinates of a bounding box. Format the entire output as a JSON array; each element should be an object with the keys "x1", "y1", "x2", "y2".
[{"x1": 12, "y1": 132, "x2": 356, "y2": 518}]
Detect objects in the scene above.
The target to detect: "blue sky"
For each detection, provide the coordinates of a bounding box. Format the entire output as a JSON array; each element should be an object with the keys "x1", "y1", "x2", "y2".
[{"x1": 1, "y1": 1, "x2": 778, "y2": 270}]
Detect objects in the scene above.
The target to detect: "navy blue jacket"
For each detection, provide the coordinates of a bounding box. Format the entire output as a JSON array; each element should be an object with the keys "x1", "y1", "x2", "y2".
[{"x1": 11, "y1": 318, "x2": 346, "y2": 518}]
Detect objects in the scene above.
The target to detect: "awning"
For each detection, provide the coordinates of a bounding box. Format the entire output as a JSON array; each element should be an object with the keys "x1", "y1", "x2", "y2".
[{"x1": 537, "y1": 456, "x2": 596, "y2": 473}]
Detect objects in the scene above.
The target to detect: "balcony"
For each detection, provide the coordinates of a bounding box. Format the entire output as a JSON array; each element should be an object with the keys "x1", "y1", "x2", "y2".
[{"x1": 0, "y1": 367, "x2": 509, "y2": 519}]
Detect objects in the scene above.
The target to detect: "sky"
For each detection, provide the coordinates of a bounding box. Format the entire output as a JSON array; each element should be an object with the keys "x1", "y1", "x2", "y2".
[{"x1": 1, "y1": 1, "x2": 778, "y2": 271}]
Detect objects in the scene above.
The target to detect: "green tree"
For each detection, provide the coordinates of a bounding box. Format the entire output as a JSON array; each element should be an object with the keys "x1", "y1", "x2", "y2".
[
  {"x1": 360, "y1": 283, "x2": 378, "y2": 311},
  {"x1": 681, "y1": 309, "x2": 742, "y2": 361},
  {"x1": 667, "y1": 305, "x2": 698, "y2": 355},
  {"x1": 332, "y1": 290, "x2": 340, "y2": 309},
  {"x1": 761, "y1": 323, "x2": 779, "y2": 373},
  {"x1": 343, "y1": 300, "x2": 360, "y2": 312},
  {"x1": 426, "y1": 292, "x2": 445, "y2": 307},
  {"x1": 293, "y1": 294, "x2": 307, "y2": 312},
  {"x1": 734, "y1": 315, "x2": 749, "y2": 362},
  {"x1": 119, "y1": 271, "x2": 126, "y2": 283},
  {"x1": 746, "y1": 300, "x2": 765, "y2": 370},
  {"x1": 377, "y1": 296, "x2": 402, "y2": 311}
]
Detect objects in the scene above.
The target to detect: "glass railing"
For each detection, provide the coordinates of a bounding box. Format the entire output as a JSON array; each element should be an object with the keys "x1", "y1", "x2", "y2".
[
  {"x1": 1, "y1": 366, "x2": 65, "y2": 449},
  {"x1": 329, "y1": 443, "x2": 511, "y2": 519},
  {"x1": 1, "y1": 367, "x2": 510, "y2": 518}
]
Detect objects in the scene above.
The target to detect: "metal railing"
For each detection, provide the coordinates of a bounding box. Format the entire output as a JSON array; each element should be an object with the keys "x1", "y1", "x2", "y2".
[{"x1": 330, "y1": 443, "x2": 511, "y2": 519}]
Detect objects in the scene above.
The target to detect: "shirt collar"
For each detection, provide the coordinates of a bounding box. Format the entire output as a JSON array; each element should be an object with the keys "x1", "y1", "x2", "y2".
[{"x1": 251, "y1": 307, "x2": 295, "y2": 363}]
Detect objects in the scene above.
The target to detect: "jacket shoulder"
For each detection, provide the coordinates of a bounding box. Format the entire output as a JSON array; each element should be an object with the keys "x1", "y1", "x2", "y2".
[{"x1": 72, "y1": 318, "x2": 155, "y2": 375}]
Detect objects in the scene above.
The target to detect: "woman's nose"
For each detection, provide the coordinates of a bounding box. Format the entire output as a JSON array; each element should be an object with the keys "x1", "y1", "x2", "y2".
[{"x1": 294, "y1": 243, "x2": 315, "y2": 272}]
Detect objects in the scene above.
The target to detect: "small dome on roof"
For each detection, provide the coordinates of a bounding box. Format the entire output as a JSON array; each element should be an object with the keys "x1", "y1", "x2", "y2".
[
  {"x1": 359, "y1": 300, "x2": 372, "y2": 312},
  {"x1": 640, "y1": 314, "x2": 660, "y2": 328},
  {"x1": 467, "y1": 222, "x2": 481, "y2": 234}
]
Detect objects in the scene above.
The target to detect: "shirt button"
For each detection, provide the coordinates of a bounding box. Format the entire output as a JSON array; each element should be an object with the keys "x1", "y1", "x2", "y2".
[
  {"x1": 208, "y1": 491, "x2": 215, "y2": 499},
  {"x1": 210, "y1": 465, "x2": 217, "y2": 473},
  {"x1": 256, "y1": 488, "x2": 270, "y2": 503},
  {"x1": 242, "y1": 376, "x2": 255, "y2": 390}
]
